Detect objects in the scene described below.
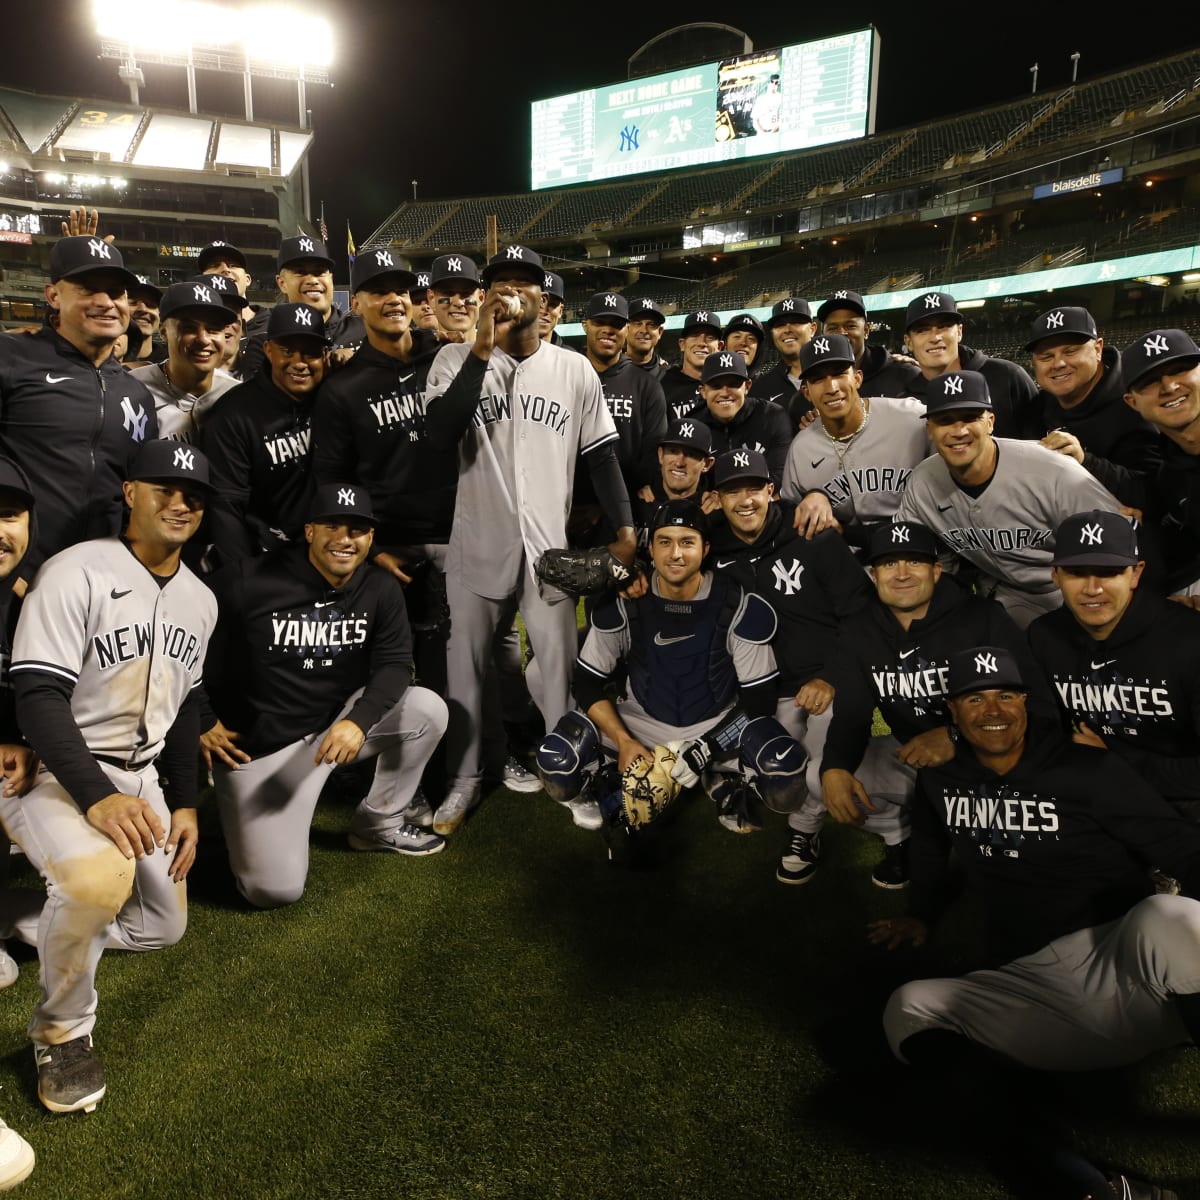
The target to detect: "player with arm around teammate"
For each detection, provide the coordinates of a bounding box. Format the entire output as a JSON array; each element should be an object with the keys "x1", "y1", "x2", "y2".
[
  {"x1": 3, "y1": 441, "x2": 217, "y2": 1116},
  {"x1": 536, "y1": 499, "x2": 804, "y2": 839},
  {"x1": 871, "y1": 646, "x2": 1200, "y2": 1200},
  {"x1": 203, "y1": 484, "x2": 449, "y2": 909}
]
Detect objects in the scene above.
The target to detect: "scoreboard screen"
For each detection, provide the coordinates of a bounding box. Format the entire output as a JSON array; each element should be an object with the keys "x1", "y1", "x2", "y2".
[{"x1": 531, "y1": 28, "x2": 878, "y2": 190}]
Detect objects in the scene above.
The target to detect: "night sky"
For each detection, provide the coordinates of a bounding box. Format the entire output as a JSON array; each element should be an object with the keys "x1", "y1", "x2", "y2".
[{"x1": 0, "y1": 3, "x2": 1186, "y2": 243}]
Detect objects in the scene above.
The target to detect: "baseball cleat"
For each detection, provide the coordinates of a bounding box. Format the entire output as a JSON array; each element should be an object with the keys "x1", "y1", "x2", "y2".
[
  {"x1": 777, "y1": 830, "x2": 820, "y2": 885},
  {"x1": 34, "y1": 1035, "x2": 106, "y2": 1114},
  {"x1": 498, "y1": 756, "x2": 543, "y2": 794},
  {"x1": 0, "y1": 1119, "x2": 34, "y2": 1190},
  {"x1": 348, "y1": 823, "x2": 445, "y2": 856},
  {"x1": 871, "y1": 840, "x2": 910, "y2": 890},
  {"x1": 433, "y1": 787, "x2": 479, "y2": 836},
  {"x1": 562, "y1": 798, "x2": 603, "y2": 831},
  {"x1": 404, "y1": 788, "x2": 436, "y2": 829}
]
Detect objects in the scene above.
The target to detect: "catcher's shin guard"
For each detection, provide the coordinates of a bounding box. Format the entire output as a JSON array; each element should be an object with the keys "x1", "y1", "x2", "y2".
[
  {"x1": 535, "y1": 712, "x2": 600, "y2": 803},
  {"x1": 739, "y1": 717, "x2": 809, "y2": 814}
]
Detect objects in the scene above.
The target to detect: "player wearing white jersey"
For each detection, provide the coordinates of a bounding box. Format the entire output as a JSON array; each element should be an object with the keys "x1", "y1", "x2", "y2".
[
  {"x1": 2, "y1": 441, "x2": 217, "y2": 1116},
  {"x1": 424, "y1": 245, "x2": 636, "y2": 834}
]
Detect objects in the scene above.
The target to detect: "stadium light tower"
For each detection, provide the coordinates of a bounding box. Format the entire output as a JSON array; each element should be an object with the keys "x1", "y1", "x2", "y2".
[{"x1": 92, "y1": 0, "x2": 334, "y2": 128}]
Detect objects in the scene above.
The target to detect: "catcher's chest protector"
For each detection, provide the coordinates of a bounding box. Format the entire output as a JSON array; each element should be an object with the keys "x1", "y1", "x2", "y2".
[{"x1": 626, "y1": 574, "x2": 740, "y2": 727}]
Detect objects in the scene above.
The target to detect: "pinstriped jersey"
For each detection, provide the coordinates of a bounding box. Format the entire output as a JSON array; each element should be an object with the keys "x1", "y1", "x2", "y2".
[{"x1": 10, "y1": 539, "x2": 216, "y2": 762}]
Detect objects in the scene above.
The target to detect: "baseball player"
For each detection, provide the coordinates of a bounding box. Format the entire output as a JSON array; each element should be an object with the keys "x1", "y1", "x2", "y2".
[
  {"x1": 902, "y1": 291, "x2": 1038, "y2": 439},
  {"x1": 692, "y1": 351, "x2": 792, "y2": 490},
  {"x1": 660, "y1": 311, "x2": 722, "y2": 419},
  {"x1": 816, "y1": 289, "x2": 921, "y2": 397},
  {"x1": 410, "y1": 271, "x2": 439, "y2": 332},
  {"x1": 872, "y1": 646, "x2": 1200, "y2": 1200},
  {"x1": 1025, "y1": 307, "x2": 1161, "y2": 499},
  {"x1": 750, "y1": 297, "x2": 818, "y2": 428},
  {"x1": 2, "y1": 440, "x2": 217, "y2": 1115},
  {"x1": 625, "y1": 299, "x2": 671, "y2": 379},
  {"x1": 203, "y1": 484, "x2": 449, "y2": 907},
  {"x1": 816, "y1": 520, "x2": 1048, "y2": 888},
  {"x1": 537, "y1": 498, "x2": 795, "y2": 836},
  {"x1": 0, "y1": 236, "x2": 157, "y2": 582},
  {"x1": 202, "y1": 302, "x2": 327, "y2": 566},
  {"x1": 538, "y1": 270, "x2": 566, "y2": 345},
  {"x1": 197, "y1": 239, "x2": 257, "y2": 325},
  {"x1": 188, "y1": 270, "x2": 251, "y2": 380},
  {"x1": 427, "y1": 253, "x2": 484, "y2": 345},
  {"x1": 781, "y1": 333, "x2": 928, "y2": 548},
  {"x1": 723, "y1": 314, "x2": 765, "y2": 371},
  {"x1": 894, "y1": 370, "x2": 1121, "y2": 628},
  {"x1": 1029, "y1": 510, "x2": 1200, "y2": 813},
  {"x1": 424, "y1": 244, "x2": 636, "y2": 833},
  {"x1": 241, "y1": 236, "x2": 354, "y2": 378},
  {"x1": 634, "y1": 418, "x2": 717, "y2": 551},
  {"x1": 126, "y1": 274, "x2": 164, "y2": 364},
  {"x1": 129, "y1": 281, "x2": 240, "y2": 442}
]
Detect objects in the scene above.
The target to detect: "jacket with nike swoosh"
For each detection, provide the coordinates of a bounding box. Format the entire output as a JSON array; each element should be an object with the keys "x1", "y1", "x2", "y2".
[{"x1": 0, "y1": 326, "x2": 158, "y2": 576}]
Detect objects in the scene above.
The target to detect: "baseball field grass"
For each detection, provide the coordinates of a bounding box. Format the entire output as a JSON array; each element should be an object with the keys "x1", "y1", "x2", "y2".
[{"x1": 1, "y1": 783, "x2": 1198, "y2": 1200}]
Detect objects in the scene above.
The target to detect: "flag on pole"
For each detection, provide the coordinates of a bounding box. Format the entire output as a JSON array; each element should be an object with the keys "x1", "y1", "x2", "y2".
[
  {"x1": 318, "y1": 201, "x2": 329, "y2": 244},
  {"x1": 347, "y1": 221, "x2": 356, "y2": 268}
]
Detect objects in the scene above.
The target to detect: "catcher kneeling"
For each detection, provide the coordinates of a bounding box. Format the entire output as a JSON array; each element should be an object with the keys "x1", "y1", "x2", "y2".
[{"x1": 535, "y1": 499, "x2": 808, "y2": 837}]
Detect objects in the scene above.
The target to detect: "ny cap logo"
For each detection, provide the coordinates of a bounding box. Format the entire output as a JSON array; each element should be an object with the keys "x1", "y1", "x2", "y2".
[
  {"x1": 505, "y1": 246, "x2": 524, "y2": 260},
  {"x1": 813, "y1": 337, "x2": 830, "y2": 354},
  {"x1": 207, "y1": 275, "x2": 230, "y2": 290},
  {"x1": 696, "y1": 311, "x2": 709, "y2": 322},
  {"x1": 781, "y1": 300, "x2": 794, "y2": 311},
  {"x1": 544, "y1": 273, "x2": 553, "y2": 289},
  {"x1": 193, "y1": 285, "x2": 211, "y2": 303},
  {"x1": 892, "y1": 525, "x2": 910, "y2": 543},
  {"x1": 447, "y1": 257, "x2": 462, "y2": 273},
  {"x1": 943, "y1": 375, "x2": 964, "y2": 396},
  {"x1": 604, "y1": 294, "x2": 617, "y2": 308},
  {"x1": 640, "y1": 299, "x2": 654, "y2": 309},
  {"x1": 1046, "y1": 311, "x2": 1064, "y2": 329},
  {"x1": 173, "y1": 447, "x2": 195, "y2": 471},
  {"x1": 374, "y1": 250, "x2": 393, "y2": 267},
  {"x1": 733, "y1": 451, "x2": 750, "y2": 468},
  {"x1": 923, "y1": 293, "x2": 941, "y2": 309},
  {"x1": 298, "y1": 237, "x2": 315, "y2": 253},
  {"x1": 88, "y1": 238, "x2": 111, "y2": 260},
  {"x1": 678, "y1": 422, "x2": 695, "y2": 438},
  {"x1": 1080, "y1": 522, "x2": 1104, "y2": 545},
  {"x1": 834, "y1": 290, "x2": 848, "y2": 299},
  {"x1": 337, "y1": 487, "x2": 355, "y2": 506},
  {"x1": 210, "y1": 240, "x2": 228, "y2": 248},
  {"x1": 1144, "y1": 333, "x2": 1171, "y2": 357},
  {"x1": 417, "y1": 273, "x2": 430, "y2": 287},
  {"x1": 294, "y1": 307, "x2": 313, "y2": 327},
  {"x1": 718, "y1": 353, "x2": 734, "y2": 368},
  {"x1": 974, "y1": 652, "x2": 998, "y2": 674}
]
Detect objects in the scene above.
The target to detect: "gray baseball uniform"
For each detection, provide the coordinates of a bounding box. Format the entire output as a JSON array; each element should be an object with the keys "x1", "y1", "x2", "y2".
[
  {"x1": 129, "y1": 362, "x2": 239, "y2": 443},
  {"x1": 425, "y1": 339, "x2": 619, "y2": 786},
  {"x1": 782, "y1": 395, "x2": 929, "y2": 529},
  {"x1": 894, "y1": 438, "x2": 1121, "y2": 627},
  {"x1": 2, "y1": 538, "x2": 215, "y2": 1045}
]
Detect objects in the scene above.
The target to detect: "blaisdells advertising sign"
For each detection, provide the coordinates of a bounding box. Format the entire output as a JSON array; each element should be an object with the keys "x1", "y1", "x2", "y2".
[{"x1": 1033, "y1": 167, "x2": 1124, "y2": 199}]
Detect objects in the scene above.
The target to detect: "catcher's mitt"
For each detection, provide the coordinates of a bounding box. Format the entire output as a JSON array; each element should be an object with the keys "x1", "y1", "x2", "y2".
[
  {"x1": 621, "y1": 745, "x2": 681, "y2": 829},
  {"x1": 535, "y1": 547, "x2": 632, "y2": 596}
]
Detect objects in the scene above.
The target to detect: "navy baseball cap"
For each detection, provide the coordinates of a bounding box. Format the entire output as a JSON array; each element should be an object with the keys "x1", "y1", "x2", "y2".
[
  {"x1": 946, "y1": 646, "x2": 1025, "y2": 698},
  {"x1": 127, "y1": 440, "x2": 215, "y2": 495},
  {"x1": 584, "y1": 292, "x2": 629, "y2": 323},
  {"x1": 701, "y1": 350, "x2": 750, "y2": 385},
  {"x1": 867, "y1": 521, "x2": 941, "y2": 563},
  {"x1": 188, "y1": 273, "x2": 244, "y2": 312},
  {"x1": 266, "y1": 302, "x2": 329, "y2": 343},
  {"x1": 429, "y1": 253, "x2": 480, "y2": 289},
  {"x1": 766, "y1": 297, "x2": 813, "y2": 327},
  {"x1": 630, "y1": 298, "x2": 665, "y2": 325},
  {"x1": 724, "y1": 313, "x2": 764, "y2": 344},
  {"x1": 49, "y1": 236, "x2": 138, "y2": 288},
  {"x1": 129, "y1": 274, "x2": 163, "y2": 304},
  {"x1": 412, "y1": 271, "x2": 431, "y2": 298},
  {"x1": 712, "y1": 448, "x2": 770, "y2": 488},
  {"x1": 650, "y1": 498, "x2": 707, "y2": 536},
  {"x1": 817, "y1": 289, "x2": 867, "y2": 323},
  {"x1": 1052, "y1": 510, "x2": 1139, "y2": 568},
  {"x1": 659, "y1": 416, "x2": 713, "y2": 455},
  {"x1": 1025, "y1": 307, "x2": 1099, "y2": 352},
  {"x1": 277, "y1": 235, "x2": 335, "y2": 273},
  {"x1": 0, "y1": 457, "x2": 34, "y2": 510},
  {"x1": 906, "y1": 291, "x2": 963, "y2": 331},
  {"x1": 542, "y1": 271, "x2": 565, "y2": 302},
  {"x1": 308, "y1": 482, "x2": 379, "y2": 527},
  {"x1": 681, "y1": 310, "x2": 722, "y2": 336},
  {"x1": 481, "y1": 245, "x2": 544, "y2": 286},
  {"x1": 351, "y1": 248, "x2": 417, "y2": 294},
  {"x1": 800, "y1": 333, "x2": 857, "y2": 381},
  {"x1": 1121, "y1": 329, "x2": 1200, "y2": 390},
  {"x1": 198, "y1": 240, "x2": 247, "y2": 272},
  {"x1": 922, "y1": 371, "x2": 993, "y2": 417},
  {"x1": 158, "y1": 281, "x2": 236, "y2": 327}
]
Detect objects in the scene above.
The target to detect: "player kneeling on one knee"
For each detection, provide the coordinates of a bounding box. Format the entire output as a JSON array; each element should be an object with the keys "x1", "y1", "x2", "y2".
[
  {"x1": 203, "y1": 484, "x2": 448, "y2": 909},
  {"x1": 535, "y1": 498, "x2": 801, "y2": 833}
]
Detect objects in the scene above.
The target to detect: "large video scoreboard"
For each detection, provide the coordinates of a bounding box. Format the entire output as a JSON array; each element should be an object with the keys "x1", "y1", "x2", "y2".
[{"x1": 531, "y1": 28, "x2": 879, "y2": 191}]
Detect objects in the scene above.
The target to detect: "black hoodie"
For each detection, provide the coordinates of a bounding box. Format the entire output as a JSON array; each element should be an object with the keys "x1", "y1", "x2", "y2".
[
  {"x1": 693, "y1": 394, "x2": 793, "y2": 491},
  {"x1": 905, "y1": 344, "x2": 1037, "y2": 439}
]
